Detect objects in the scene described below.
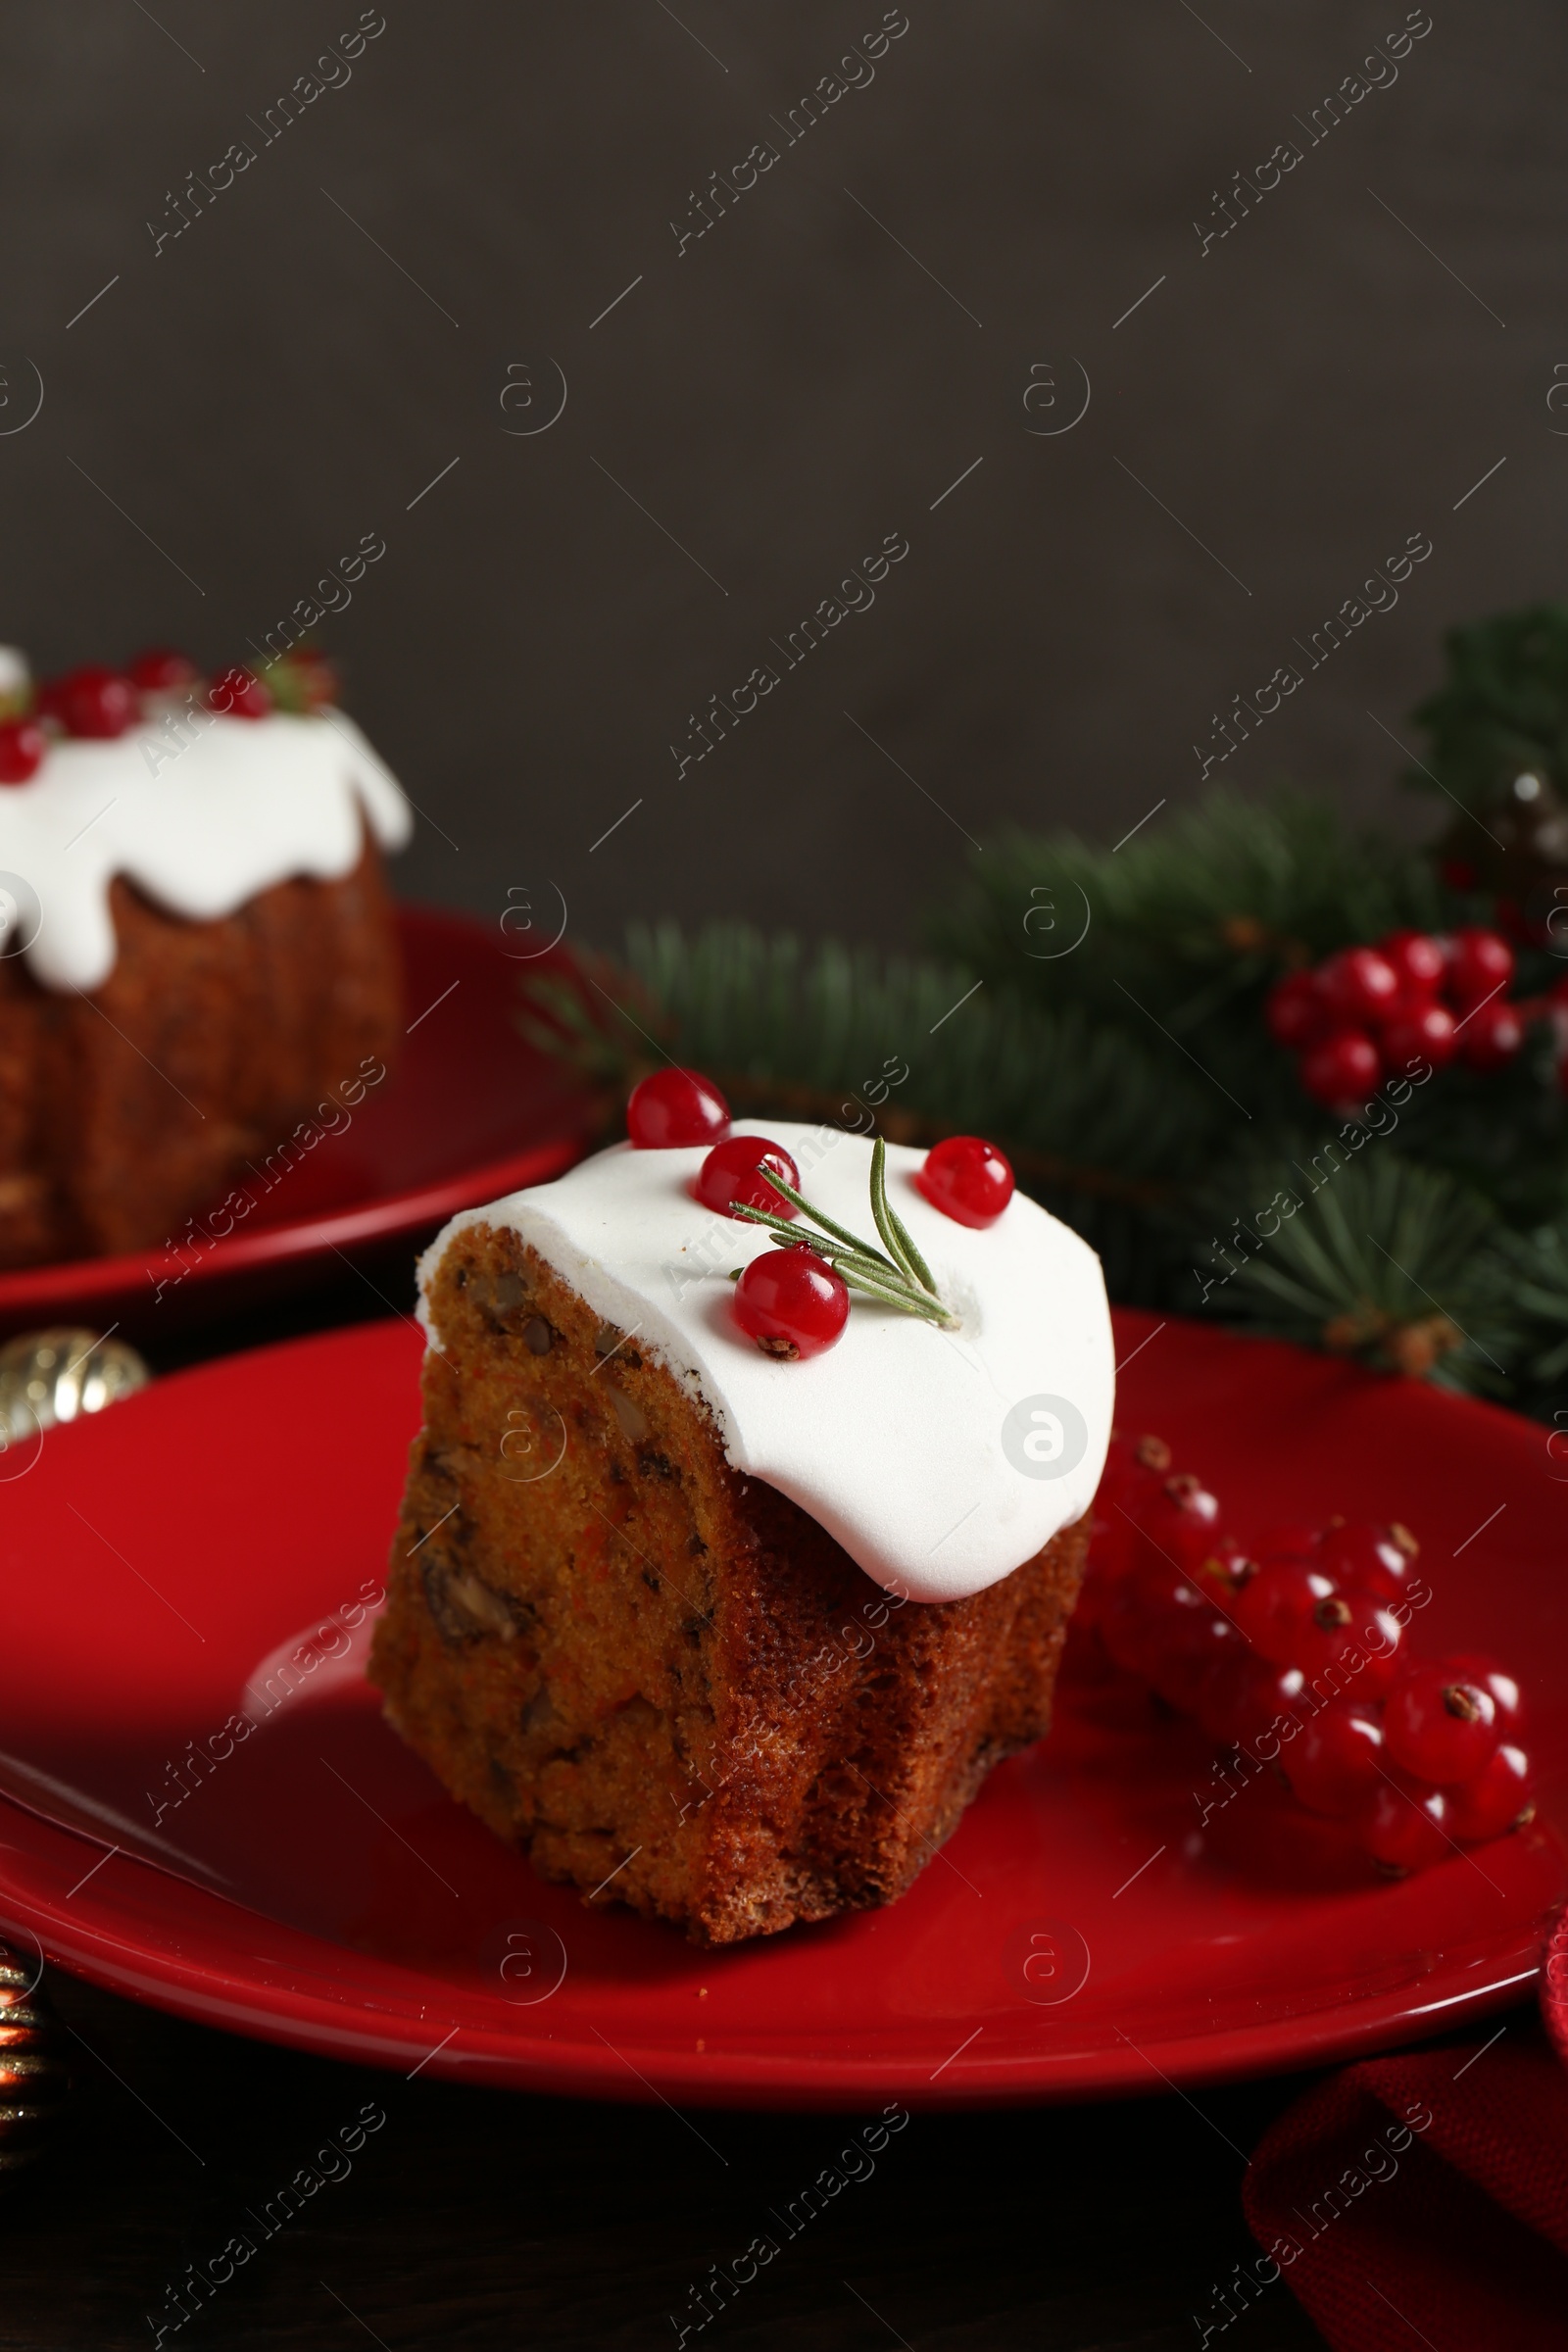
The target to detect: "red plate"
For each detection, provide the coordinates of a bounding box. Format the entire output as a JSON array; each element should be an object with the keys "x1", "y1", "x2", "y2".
[
  {"x1": 0, "y1": 904, "x2": 597, "y2": 1338},
  {"x1": 0, "y1": 1307, "x2": 1561, "y2": 2109}
]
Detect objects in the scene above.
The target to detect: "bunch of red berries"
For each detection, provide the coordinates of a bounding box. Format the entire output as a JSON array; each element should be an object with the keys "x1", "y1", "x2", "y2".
[
  {"x1": 0, "y1": 647, "x2": 337, "y2": 785},
  {"x1": 1265, "y1": 927, "x2": 1523, "y2": 1108},
  {"x1": 1073, "y1": 1432, "x2": 1534, "y2": 1873}
]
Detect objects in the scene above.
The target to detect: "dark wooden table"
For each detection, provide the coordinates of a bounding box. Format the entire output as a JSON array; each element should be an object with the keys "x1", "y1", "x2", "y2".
[
  {"x1": 15, "y1": 1960, "x2": 1365, "y2": 2351},
  {"x1": 7, "y1": 1266, "x2": 1422, "y2": 2349}
]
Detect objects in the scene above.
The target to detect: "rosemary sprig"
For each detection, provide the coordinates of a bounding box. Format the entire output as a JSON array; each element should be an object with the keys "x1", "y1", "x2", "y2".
[{"x1": 731, "y1": 1137, "x2": 958, "y2": 1329}]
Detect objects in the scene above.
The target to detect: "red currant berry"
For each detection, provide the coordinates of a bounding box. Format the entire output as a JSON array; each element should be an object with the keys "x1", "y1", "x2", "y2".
[
  {"x1": 1104, "y1": 1552, "x2": 1189, "y2": 1684},
  {"x1": 1202, "y1": 1654, "x2": 1306, "y2": 1750},
  {"x1": 1379, "y1": 929, "x2": 1446, "y2": 1004},
  {"x1": 1457, "y1": 998, "x2": 1525, "y2": 1071},
  {"x1": 916, "y1": 1135, "x2": 1014, "y2": 1228},
  {"x1": 1265, "y1": 972, "x2": 1330, "y2": 1051},
  {"x1": 1099, "y1": 1564, "x2": 1174, "y2": 1679},
  {"x1": 1090, "y1": 1434, "x2": 1172, "y2": 1583},
  {"x1": 732, "y1": 1247, "x2": 848, "y2": 1360},
  {"x1": 1232, "y1": 1561, "x2": 1339, "y2": 1664},
  {"x1": 1380, "y1": 1001, "x2": 1457, "y2": 1073},
  {"x1": 1292, "y1": 1592, "x2": 1372, "y2": 1680},
  {"x1": 1097, "y1": 1432, "x2": 1173, "y2": 1519},
  {"x1": 1444, "y1": 926, "x2": 1514, "y2": 1011},
  {"x1": 694, "y1": 1134, "x2": 800, "y2": 1220},
  {"x1": 1316, "y1": 947, "x2": 1400, "y2": 1024},
  {"x1": 626, "y1": 1068, "x2": 730, "y2": 1149},
  {"x1": 1312, "y1": 1593, "x2": 1402, "y2": 1701},
  {"x1": 1359, "y1": 1777, "x2": 1451, "y2": 1874},
  {"x1": 1284, "y1": 1703, "x2": 1385, "y2": 1817},
  {"x1": 1444, "y1": 1743, "x2": 1534, "y2": 1842},
  {"x1": 1100, "y1": 1420, "x2": 1170, "y2": 1514},
  {"x1": 1102, "y1": 1556, "x2": 1223, "y2": 1687},
  {"x1": 54, "y1": 663, "x2": 137, "y2": 739},
  {"x1": 1383, "y1": 1661, "x2": 1500, "y2": 1783},
  {"x1": 1194, "y1": 1642, "x2": 1256, "y2": 1741},
  {"x1": 1315, "y1": 1520, "x2": 1419, "y2": 1601},
  {"x1": 1444, "y1": 1653, "x2": 1524, "y2": 1736},
  {"x1": 1299, "y1": 1029, "x2": 1381, "y2": 1107},
  {"x1": 1131, "y1": 1472, "x2": 1221, "y2": 1575},
  {"x1": 1250, "y1": 1522, "x2": 1322, "y2": 1565},
  {"x1": 0, "y1": 719, "x2": 45, "y2": 784},
  {"x1": 127, "y1": 646, "x2": 197, "y2": 693},
  {"x1": 1297, "y1": 1593, "x2": 1400, "y2": 1697},
  {"x1": 1190, "y1": 1537, "x2": 1258, "y2": 1602},
  {"x1": 207, "y1": 665, "x2": 272, "y2": 720},
  {"x1": 1149, "y1": 1606, "x2": 1240, "y2": 1716}
]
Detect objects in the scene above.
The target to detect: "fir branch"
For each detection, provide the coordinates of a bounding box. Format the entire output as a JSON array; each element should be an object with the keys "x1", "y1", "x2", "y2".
[
  {"x1": 929, "y1": 789, "x2": 1451, "y2": 1137},
  {"x1": 1490, "y1": 1220, "x2": 1568, "y2": 1406},
  {"x1": 1194, "y1": 1151, "x2": 1514, "y2": 1390},
  {"x1": 519, "y1": 922, "x2": 1213, "y2": 1268},
  {"x1": 933, "y1": 788, "x2": 1445, "y2": 1002},
  {"x1": 516, "y1": 951, "x2": 673, "y2": 1091},
  {"x1": 511, "y1": 761, "x2": 1568, "y2": 1420},
  {"x1": 1410, "y1": 602, "x2": 1568, "y2": 812}
]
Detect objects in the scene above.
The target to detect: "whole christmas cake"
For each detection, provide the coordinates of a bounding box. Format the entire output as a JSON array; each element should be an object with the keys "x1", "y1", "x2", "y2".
[
  {"x1": 369, "y1": 1073, "x2": 1114, "y2": 1944},
  {"x1": 0, "y1": 647, "x2": 410, "y2": 1266}
]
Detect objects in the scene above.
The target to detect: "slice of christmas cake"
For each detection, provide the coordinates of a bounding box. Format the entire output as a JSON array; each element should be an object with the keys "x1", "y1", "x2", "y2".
[
  {"x1": 0, "y1": 645, "x2": 410, "y2": 1266},
  {"x1": 369, "y1": 1070, "x2": 1113, "y2": 1944}
]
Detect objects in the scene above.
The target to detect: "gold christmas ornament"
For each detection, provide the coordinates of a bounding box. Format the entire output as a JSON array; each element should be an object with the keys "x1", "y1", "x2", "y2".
[
  {"x1": 0, "y1": 1945, "x2": 70, "y2": 2188},
  {"x1": 0, "y1": 1327, "x2": 150, "y2": 1445}
]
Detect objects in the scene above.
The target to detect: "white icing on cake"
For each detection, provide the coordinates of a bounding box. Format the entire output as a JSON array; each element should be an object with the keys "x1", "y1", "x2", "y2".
[
  {"x1": 0, "y1": 708, "x2": 412, "y2": 992},
  {"x1": 422, "y1": 1122, "x2": 1115, "y2": 1604}
]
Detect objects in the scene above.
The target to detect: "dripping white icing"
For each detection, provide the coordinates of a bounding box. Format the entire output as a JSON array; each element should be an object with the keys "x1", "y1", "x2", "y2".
[
  {"x1": 422, "y1": 1123, "x2": 1115, "y2": 1603},
  {"x1": 0, "y1": 709, "x2": 412, "y2": 992}
]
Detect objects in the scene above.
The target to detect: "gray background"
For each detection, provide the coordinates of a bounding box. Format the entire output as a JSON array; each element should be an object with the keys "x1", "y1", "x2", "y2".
[{"x1": 0, "y1": 1, "x2": 1556, "y2": 953}]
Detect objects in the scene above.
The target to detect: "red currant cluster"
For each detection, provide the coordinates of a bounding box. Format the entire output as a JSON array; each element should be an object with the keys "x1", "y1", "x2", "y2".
[
  {"x1": 0, "y1": 647, "x2": 337, "y2": 784},
  {"x1": 1265, "y1": 928, "x2": 1522, "y2": 1108},
  {"x1": 1073, "y1": 1432, "x2": 1534, "y2": 1873},
  {"x1": 623, "y1": 1066, "x2": 1015, "y2": 1360}
]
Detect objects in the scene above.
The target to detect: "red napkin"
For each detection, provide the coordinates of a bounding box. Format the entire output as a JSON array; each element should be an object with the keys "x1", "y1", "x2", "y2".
[{"x1": 1240, "y1": 2008, "x2": 1568, "y2": 2349}]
